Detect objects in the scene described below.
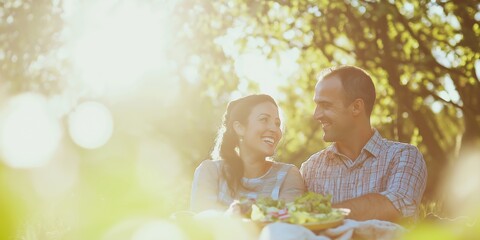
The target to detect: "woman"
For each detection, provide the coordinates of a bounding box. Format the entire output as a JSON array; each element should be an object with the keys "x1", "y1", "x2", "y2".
[{"x1": 190, "y1": 94, "x2": 305, "y2": 212}]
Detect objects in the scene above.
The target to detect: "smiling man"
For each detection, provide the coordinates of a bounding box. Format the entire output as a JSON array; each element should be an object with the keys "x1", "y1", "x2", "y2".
[{"x1": 300, "y1": 65, "x2": 427, "y2": 222}]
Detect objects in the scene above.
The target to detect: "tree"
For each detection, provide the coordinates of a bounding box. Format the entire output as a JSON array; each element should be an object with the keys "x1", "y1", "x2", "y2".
[
  {"x1": 176, "y1": 0, "x2": 480, "y2": 204},
  {"x1": 0, "y1": 0, "x2": 65, "y2": 94}
]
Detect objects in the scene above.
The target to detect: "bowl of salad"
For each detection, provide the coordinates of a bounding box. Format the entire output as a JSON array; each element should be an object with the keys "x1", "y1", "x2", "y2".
[{"x1": 247, "y1": 192, "x2": 350, "y2": 231}]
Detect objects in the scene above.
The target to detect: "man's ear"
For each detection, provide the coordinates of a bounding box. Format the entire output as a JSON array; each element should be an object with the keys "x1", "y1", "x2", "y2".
[
  {"x1": 351, "y1": 98, "x2": 365, "y2": 117},
  {"x1": 233, "y1": 121, "x2": 245, "y2": 137}
]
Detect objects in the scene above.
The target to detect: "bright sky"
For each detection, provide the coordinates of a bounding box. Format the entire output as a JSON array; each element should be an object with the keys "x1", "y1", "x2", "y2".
[
  {"x1": 66, "y1": 1, "x2": 172, "y2": 99},
  {"x1": 215, "y1": 20, "x2": 301, "y2": 101},
  {"x1": 0, "y1": 1, "x2": 177, "y2": 168}
]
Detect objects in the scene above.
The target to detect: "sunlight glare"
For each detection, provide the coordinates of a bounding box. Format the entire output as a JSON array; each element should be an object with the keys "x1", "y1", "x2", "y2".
[
  {"x1": 194, "y1": 212, "x2": 258, "y2": 240},
  {"x1": 233, "y1": 49, "x2": 299, "y2": 101},
  {"x1": 441, "y1": 74, "x2": 460, "y2": 103},
  {"x1": 444, "y1": 150, "x2": 480, "y2": 216},
  {"x1": 216, "y1": 21, "x2": 300, "y2": 101},
  {"x1": 69, "y1": 1, "x2": 170, "y2": 99},
  {"x1": 67, "y1": 101, "x2": 113, "y2": 149},
  {"x1": 30, "y1": 147, "x2": 79, "y2": 199},
  {"x1": 431, "y1": 46, "x2": 462, "y2": 68},
  {"x1": 182, "y1": 55, "x2": 202, "y2": 85},
  {"x1": 136, "y1": 140, "x2": 183, "y2": 195},
  {"x1": 430, "y1": 101, "x2": 444, "y2": 113},
  {"x1": 401, "y1": 2, "x2": 414, "y2": 18},
  {"x1": 132, "y1": 220, "x2": 187, "y2": 240},
  {"x1": 0, "y1": 93, "x2": 62, "y2": 168},
  {"x1": 235, "y1": 51, "x2": 276, "y2": 82}
]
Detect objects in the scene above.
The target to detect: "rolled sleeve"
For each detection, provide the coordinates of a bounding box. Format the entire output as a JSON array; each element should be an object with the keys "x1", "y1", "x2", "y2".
[{"x1": 380, "y1": 145, "x2": 427, "y2": 217}]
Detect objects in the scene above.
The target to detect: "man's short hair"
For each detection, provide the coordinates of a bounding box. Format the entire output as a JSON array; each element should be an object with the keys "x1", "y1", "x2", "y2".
[{"x1": 318, "y1": 65, "x2": 376, "y2": 117}]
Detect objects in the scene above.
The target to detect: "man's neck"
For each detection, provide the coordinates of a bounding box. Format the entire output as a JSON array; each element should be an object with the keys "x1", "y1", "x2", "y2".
[{"x1": 336, "y1": 127, "x2": 374, "y2": 161}]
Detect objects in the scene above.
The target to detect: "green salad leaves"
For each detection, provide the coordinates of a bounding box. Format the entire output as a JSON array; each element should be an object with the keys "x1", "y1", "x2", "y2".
[{"x1": 250, "y1": 192, "x2": 347, "y2": 224}]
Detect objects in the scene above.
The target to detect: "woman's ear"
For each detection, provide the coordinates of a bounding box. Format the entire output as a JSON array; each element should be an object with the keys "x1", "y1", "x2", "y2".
[{"x1": 233, "y1": 121, "x2": 245, "y2": 138}]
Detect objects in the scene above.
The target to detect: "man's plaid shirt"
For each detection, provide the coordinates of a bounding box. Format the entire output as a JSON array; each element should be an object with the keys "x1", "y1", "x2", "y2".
[{"x1": 300, "y1": 129, "x2": 427, "y2": 217}]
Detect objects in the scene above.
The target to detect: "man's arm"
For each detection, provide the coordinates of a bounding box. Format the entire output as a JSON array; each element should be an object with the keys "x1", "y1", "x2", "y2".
[
  {"x1": 332, "y1": 193, "x2": 402, "y2": 222},
  {"x1": 335, "y1": 145, "x2": 427, "y2": 222}
]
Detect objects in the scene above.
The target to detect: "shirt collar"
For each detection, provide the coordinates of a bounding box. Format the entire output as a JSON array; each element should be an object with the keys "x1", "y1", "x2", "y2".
[
  {"x1": 363, "y1": 129, "x2": 384, "y2": 158},
  {"x1": 325, "y1": 143, "x2": 338, "y2": 155},
  {"x1": 325, "y1": 128, "x2": 384, "y2": 158}
]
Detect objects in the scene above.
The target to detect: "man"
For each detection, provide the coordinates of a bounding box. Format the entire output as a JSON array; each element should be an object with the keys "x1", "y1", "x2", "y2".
[{"x1": 300, "y1": 65, "x2": 427, "y2": 222}]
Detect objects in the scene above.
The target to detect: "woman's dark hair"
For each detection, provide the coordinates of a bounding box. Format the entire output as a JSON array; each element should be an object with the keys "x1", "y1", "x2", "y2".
[{"x1": 211, "y1": 94, "x2": 277, "y2": 197}]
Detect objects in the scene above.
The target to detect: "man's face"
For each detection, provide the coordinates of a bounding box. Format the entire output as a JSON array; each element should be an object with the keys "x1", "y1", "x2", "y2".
[{"x1": 313, "y1": 76, "x2": 354, "y2": 142}]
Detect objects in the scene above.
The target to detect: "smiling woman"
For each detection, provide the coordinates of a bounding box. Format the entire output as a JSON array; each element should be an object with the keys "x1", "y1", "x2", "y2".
[{"x1": 190, "y1": 94, "x2": 306, "y2": 213}]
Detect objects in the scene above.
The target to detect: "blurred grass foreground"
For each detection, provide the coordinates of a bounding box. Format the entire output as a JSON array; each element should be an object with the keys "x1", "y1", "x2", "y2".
[{"x1": 1, "y1": 0, "x2": 480, "y2": 239}]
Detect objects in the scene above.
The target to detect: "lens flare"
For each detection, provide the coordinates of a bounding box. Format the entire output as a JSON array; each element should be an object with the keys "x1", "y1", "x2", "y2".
[
  {"x1": 194, "y1": 212, "x2": 259, "y2": 240},
  {"x1": 443, "y1": 150, "x2": 480, "y2": 217},
  {"x1": 30, "y1": 146, "x2": 79, "y2": 200},
  {"x1": 232, "y1": 48, "x2": 299, "y2": 101},
  {"x1": 67, "y1": 101, "x2": 114, "y2": 149},
  {"x1": 136, "y1": 140, "x2": 184, "y2": 195},
  {"x1": 67, "y1": 1, "x2": 171, "y2": 99},
  {"x1": 103, "y1": 218, "x2": 187, "y2": 240},
  {"x1": 132, "y1": 220, "x2": 187, "y2": 240},
  {"x1": 0, "y1": 93, "x2": 62, "y2": 168}
]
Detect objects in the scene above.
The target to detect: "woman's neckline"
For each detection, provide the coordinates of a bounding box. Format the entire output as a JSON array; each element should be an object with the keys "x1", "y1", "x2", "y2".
[{"x1": 242, "y1": 161, "x2": 275, "y2": 181}]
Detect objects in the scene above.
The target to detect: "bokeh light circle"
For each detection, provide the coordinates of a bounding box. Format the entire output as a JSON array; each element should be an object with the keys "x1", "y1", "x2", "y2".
[
  {"x1": 68, "y1": 101, "x2": 114, "y2": 149},
  {"x1": 0, "y1": 93, "x2": 62, "y2": 168}
]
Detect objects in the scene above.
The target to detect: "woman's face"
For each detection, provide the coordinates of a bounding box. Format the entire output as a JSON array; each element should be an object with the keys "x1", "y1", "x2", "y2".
[{"x1": 239, "y1": 101, "x2": 282, "y2": 158}]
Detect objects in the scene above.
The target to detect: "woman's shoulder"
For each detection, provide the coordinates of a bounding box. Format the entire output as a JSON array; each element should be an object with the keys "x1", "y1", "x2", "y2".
[
  {"x1": 270, "y1": 161, "x2": 298, "y2": 173},
  {"x1": 196, "y1": 159, "x2": 223, "y2": 171},
  {"x1": 193, "y1": 160, "x2": 223, "y2": 180}
]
